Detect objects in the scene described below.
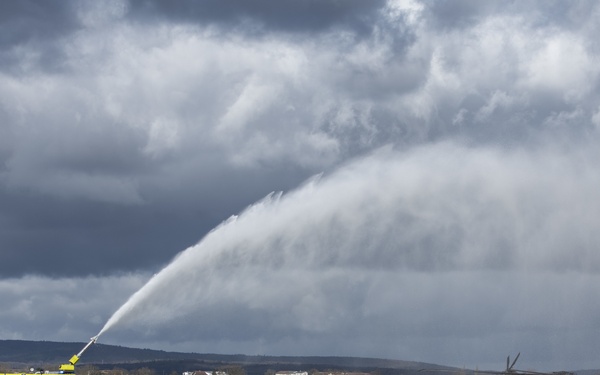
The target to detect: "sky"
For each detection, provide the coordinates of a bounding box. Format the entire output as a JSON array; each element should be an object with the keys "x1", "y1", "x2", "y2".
[{"x1": 1, "y1": 0, "x2": 600, "y2": 372}]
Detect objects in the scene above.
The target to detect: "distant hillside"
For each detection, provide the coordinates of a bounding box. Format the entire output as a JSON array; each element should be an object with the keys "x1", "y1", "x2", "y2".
[
  {"x1": 2, "y1": 340, "x2": 592, "y2": 375},
  {"x1": 0, "y1": 340, "x2": 454, "y2": 375},
  {"x1": 0, "y1": 340, "x2": 188, "y2": 364}
]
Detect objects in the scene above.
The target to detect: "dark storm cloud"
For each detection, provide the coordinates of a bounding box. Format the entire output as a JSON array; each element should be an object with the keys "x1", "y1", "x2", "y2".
[
  {"x1": 424, "y1": 0, "x2": 600, "y2": 32},
  {"x1": 425, "y1": 0, "x2": 500, "y2": 30},
  {"x1": 0, "y1": 274, "x2": 145, "y2": 340},
  {"x1": 127, "y1": 0, "x2": 385, "y2": 35},
  {"x1": 0, "y1": 1, "x2": 77, "y2": 47},
  {"x1": 0, "y1": 0, "x2": 81, "y2": 74},
  {"x1": 0, "y1": 161, "x2": 310, "y2": 277}
]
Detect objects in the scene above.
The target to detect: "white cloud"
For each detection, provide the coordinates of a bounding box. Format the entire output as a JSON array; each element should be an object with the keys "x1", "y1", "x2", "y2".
[
  {"x1": 523, "y1": 33, "x2": 598, "y2": 101},
  {"x1": 385, "y1": 0, "x2": 424, "y2": 26}
]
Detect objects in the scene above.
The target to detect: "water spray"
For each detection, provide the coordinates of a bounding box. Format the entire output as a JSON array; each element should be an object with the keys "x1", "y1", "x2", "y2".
[{"x1": 89, "y1": 143, "x2": 600, "y2": 364}]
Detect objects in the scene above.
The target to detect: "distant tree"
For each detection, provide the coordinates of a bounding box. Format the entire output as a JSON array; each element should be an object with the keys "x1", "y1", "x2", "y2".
[
  {"x1": 218, "y1": 365, "x2": 245, "y2": 375},
  {"x1": 264, "y1": 369, "x2": 276, "y2": 375},
  {"x1": 132, "y1": 367, "x2": 157, "y2": 375},
  {"x1": 108, "y1": 367, "x2": 132, "y2": 375}
]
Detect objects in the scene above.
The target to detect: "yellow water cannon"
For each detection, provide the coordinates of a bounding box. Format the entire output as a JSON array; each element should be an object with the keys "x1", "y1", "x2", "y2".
[{"x1": 58, "y1": 335, "x2": 99, "y2": 374}]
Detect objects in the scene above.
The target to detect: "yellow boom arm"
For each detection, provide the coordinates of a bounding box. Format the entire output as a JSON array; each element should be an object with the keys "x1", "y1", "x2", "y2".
[{"x1": 58, "y1": 336, "x2": 98, "y2": 373}]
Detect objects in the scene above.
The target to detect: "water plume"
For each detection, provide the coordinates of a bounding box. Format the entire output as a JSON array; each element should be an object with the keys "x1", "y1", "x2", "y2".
[{"x1": 95, "y1": 142, "x2": 600, "y2": 358}]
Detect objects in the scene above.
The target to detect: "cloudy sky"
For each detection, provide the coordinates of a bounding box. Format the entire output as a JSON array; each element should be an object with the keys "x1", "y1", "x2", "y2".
[{"x1": 2, "y1": 0, "x2": 600, "y2": 372}]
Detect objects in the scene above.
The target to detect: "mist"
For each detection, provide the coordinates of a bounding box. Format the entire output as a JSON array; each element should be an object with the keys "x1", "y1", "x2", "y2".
[{"x1": 97, "y1": 140, "x2": 600, "y2": 370}]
